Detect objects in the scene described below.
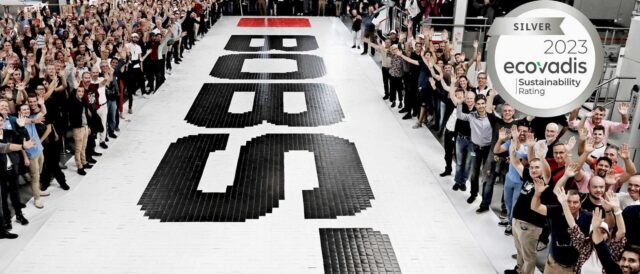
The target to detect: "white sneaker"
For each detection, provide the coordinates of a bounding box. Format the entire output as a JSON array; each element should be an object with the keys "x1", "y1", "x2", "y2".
[
  {"x1": 412, "y1": 123, "x2": 423, "y2": 129},
  {"x1": 34, "y1": 199, "x2": 44, "y2": 208},
  {"x1": 40, "y1": 191, "x2": 50, "y2": 197}
]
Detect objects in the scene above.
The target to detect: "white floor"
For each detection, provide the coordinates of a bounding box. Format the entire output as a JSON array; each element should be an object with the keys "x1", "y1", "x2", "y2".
[{"x1": 1, "y1": 17, "x2": 518, "y2": 273}]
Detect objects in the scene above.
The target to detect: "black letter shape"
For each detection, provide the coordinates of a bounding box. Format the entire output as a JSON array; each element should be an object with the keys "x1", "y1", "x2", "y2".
[
  {"x1": 210, "y1": 54, "x2": 327, "y2": 79},
  {"x1": 224, "y1": 35, "x2": 319, "y2": 52},
  {"x1": 138, "y1": 134, "x2": 374, "y2": 222},
  {"x1": 319, "y1": 228, "x2": 402, "y2": 273},
  {"x1": 185, "y1": 83, "x2": 344, "y2": 128}
]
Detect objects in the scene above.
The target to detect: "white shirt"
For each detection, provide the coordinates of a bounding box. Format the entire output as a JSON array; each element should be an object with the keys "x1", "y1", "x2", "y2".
[
  {"x1": 618, "y1": 192, "x2": 640, "y2": 209},
  {"x1": 125, "y1": 42, "x2": 142, "y2": 68}
]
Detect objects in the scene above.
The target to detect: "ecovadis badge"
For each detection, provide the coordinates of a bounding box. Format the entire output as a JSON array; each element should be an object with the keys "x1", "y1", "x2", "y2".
[{"x1": 486, "y1": 0, "x2": 604, "y2": 117}]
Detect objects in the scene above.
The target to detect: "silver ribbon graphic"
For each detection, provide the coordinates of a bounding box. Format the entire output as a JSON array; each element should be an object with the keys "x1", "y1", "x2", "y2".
[{"x1": 489, "y1": 17, "x2": 565, "y2": 36}]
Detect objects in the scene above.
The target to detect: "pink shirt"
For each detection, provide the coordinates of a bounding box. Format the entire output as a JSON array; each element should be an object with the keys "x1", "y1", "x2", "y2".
[{"x1": 568, "y1": 118, "x2": 628, "y2": 144}]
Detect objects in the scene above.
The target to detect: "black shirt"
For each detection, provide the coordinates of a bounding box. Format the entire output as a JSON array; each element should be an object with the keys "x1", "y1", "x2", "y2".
[
  {"x1": 622, "y1": 205, "x2": 640, "y2": 246},
  {"x1": 547, "y1": 205, "x2": 592, "y2": 266},
  {"x1": 580, "y1": 193, "x2": 605, "y2": 213},
  {"x1": 512, "y1": 168, "x2": 547, "y2": 227},
  {"x1": 530, "y1": 115, "x2": 568, "y2": 141}
]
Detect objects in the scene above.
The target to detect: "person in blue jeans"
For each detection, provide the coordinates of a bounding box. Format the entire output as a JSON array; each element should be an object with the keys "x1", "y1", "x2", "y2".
[
  {"x1": 494, "y1": 123, "x2": 530, "y2": 235},
  {"x1": 451, "y1": 89, "x2": 476, "y2": 191}
]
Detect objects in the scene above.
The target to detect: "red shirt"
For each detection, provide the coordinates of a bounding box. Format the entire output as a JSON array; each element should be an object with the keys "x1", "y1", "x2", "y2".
[{"x1": 82, "y1": 82, "x2": 100, "y2": 110}]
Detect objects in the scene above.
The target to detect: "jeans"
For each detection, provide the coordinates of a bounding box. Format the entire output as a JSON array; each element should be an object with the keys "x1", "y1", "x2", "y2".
[
  {"x1": 107, "y1": 99, "x2": 118, "y2": 133},
  {"x1": 503, "y1": 176, "x2": 522, "y2": 225},
  {"x1": 454, "y1": 136, "x2": 474, "y2": 186},
  {"x1": 480, "y1": 156, "x2": 508, "y2": 207},
  {"x1": 470, "y1": 144, "x2": 491, "y2": 197}
]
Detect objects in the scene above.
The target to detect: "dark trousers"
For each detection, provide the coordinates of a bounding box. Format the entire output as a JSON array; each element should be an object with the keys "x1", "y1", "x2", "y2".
[
  {"x1": 480, "y1": 156, "x2": 508, "y2": 208},
  {"x1": 403, "y1": 74, "x2": 417, "y2": 113},
  {"x1": 127, "y1": 67, "x2": 145, "y2": 102},
  {"x1": 40, "y1": 141, "x2": 66, "y2": 188},
  {"x1": 172, "y1": 41, "x2": 181, "y2": 61},
  {"x1": 381, "y1": 67, "x2": 390, "y2": 97},
  {"x1": 389, "y1": 75, "x2": 403, "y2": 102},
  {"x1": 470, "y1": 144, "x2": 491, "y2": 197},
  {"x1": 443, "y1": 130, "x2": 456, "y2": 171},
  {"x1": 1, "y1": 167, "x2": 22, "y2": 218}
]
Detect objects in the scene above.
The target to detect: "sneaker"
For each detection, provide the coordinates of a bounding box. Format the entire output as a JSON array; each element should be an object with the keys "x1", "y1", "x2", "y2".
[
  {"x1": 500, "y1": 208, "x2": 508, "y2": 218},
  {"x1": 351, "y1": 45, "x2": 356, "y2": 48},
  {"x1": 100, "y1": 142, "x2": 108, "y2": 149},
  {"x1": 476, "y1": 206, "x2": 490, "y2": 213},
  {"x1": 402, "y1": 113, "x2": 412, "y2": 120},
  {"x1": 452, "y1": 184, "x2": 460, "y2": 191},
  {"x1": 34, "y1": 199, "x2": 43, "y2": 209},
  {"x1": 15, "y1": 214, "x2": 29, "y2": 225},
  {"x1": 504, "y1": 225, "x2": 513, "y2": 236},
  {"x1": 412, "y1": 123, "x2": 422, "y2": 129},
  {"x1": 59, "y1": 162, "x2": 67, "y2": 169},
  {"x1": 360, "y1": 52, "x2": 367, "y2": 55},
  {"x1": 88, "y1": 158, "x2": 98, "y2": 164},
  {"x1": 83, "y1": 164, "x2": 93, "y2": 169},
  {"x1": 498, "y1": 220, "x2": 509, "y2": 227},
  {"x1": 40, "y1": 191, "x2": 50, "y2": 197},
  {"x1": 357, "y1": 46, "x2": 361, "y2": 49},
  {"x1": 128, "y1": 109, "x2": 133, "y2": 114},
  {"x1": 399, "y1": 108, "x2": 409, "y2": 114},
  {"x1": 459, "y1": 184, "x2": 467, "y2": 191},
  {"x1": 77, "y1": 168, "x2": 87, "y2": 176},
  {"x1": 536, "y1": 241, "x2": 548, "y2": 251},
  {"x1": 382, "y1": 95, "x2": 389, "y2": 100}
]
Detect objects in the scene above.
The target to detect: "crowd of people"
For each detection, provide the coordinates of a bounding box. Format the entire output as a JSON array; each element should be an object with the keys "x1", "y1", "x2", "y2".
[
  {"x1": 0, "y1": 0, "x2": 220, "y2": 239},
  {"x1": 351, "y1": 3, "x2": 640, "y2": 273}
]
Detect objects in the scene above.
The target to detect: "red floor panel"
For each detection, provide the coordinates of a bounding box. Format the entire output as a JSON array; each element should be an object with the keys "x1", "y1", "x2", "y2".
[
  {"x1": 237, "y1": 18, "x2": 266, "y2": 27},
  {"x1": 237, "y1": 17, "x2": 310, "y2": 27}
]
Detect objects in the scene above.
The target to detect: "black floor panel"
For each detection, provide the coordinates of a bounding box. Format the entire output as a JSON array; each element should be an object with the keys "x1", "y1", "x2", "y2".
[
  {"x1": 210, "y1": 54, "x2": 327, "y2": 79},
  {"x1": 320, "y1": 228, "x2": 402, "y2": 274}
]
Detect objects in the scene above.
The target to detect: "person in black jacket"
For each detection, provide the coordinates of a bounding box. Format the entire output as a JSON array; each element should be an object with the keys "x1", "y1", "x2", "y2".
[
  {"x1": 67, "y1": 87, "x2": 91, "y2": 176},
  {"x1": 350, "y1": 9, "x2": 362, "y2": 49},
  {"x1": 0, "y1": 113, "x2": 29, "y2": 233}
]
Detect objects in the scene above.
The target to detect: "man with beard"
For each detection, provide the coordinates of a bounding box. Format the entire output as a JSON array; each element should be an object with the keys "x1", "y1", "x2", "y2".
[{"x1": 594, "y1": 232, "x2": 640, "y2": 274}]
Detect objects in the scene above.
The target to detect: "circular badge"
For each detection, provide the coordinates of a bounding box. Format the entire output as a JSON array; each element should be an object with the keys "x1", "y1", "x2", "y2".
[{"x1": 486, "y1": 1, "x2": 603, "y2": 117}]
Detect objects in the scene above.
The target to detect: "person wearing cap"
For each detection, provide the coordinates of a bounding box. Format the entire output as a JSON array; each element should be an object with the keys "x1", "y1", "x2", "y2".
[
  {"x1": 556, "y1": 189, "x2": 627, "y2": 274},
  {"x1": 531, "y1": 167, "x2": 596, "y2": 274}
]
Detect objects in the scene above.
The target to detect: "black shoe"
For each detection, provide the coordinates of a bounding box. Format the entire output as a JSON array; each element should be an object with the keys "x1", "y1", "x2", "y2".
[
  {"x1": 459, "y1": 184, "x2": 467, "y2": 191},
  {"x1": 439, "y1": 169, "x2": 451, "y2": 177},
  {"x1": 108, "y1": 132, "x2": 118, "y2": 139},
  {"x1": 398, "y1": 102, "x2": 403, "y2": 109},
  {"x1": 399, "y1": 108, "x2": 409, "y2": 113},
  {"x1": 83, "y1": 164, "x2": 93, "y2": 169},
  {"x1": 100, "y1": 142, "x2": 108, "y2": 149},
  {"x1": 504, "y1": 266, "x2": 518, "y2": 274},
  {"x1": 476, "y1": 206, "x2": 490, "y2": 213},
  {"x1": 402, "y1": 113, "x2": 412, "y2": 120},
  {"x1": 93, "y1": 152, "x2": 103, "y2": 157},
  {"x1": 87, "y1": 158, "x2": 97, "y2": 164},
  {"x1": 40, "y1": 182, "x2": 50, "y2": 192},
  {"x1": 467, "y1": 195, "x2": 477, "y2": 204},
  {"x1": 505, "y1": 225, "x2": 513, "y2": 236},
  {"x1": 59, "y1": 181, "x2": 70, "y2": 191},
  {"x1": 59, "y1": 162, "x2": 67, "y2": 169},
  {"x1": 16, "y1": 214, "x2": 29, "y2": 225},
  {"x1": 19, "y1": 203, "x2": 26, "y2": 209},
  {"x1": 0, "y1": 230, "x2": 18, "y2": 239},
  {"x1": 390, "y1": 102, "x2": 396, "y2": 108},
  {"x1": 412, "y1": 112, "x2": 418, "y2": 117},
  {"x1": 77, "y1": 168, "x2": 87, "y2": 176},
  {"x1": 360, "y1": 52, "x2": 367, "y2": 55},
  {"x1": 452, "y1": 184, "x2": 460, "y2": 191},
  {"x1": 498, "y1": 220, "x2": 509, "y2": 227},
  {"x1": 351, "y1": 45, "x2": 356, "y2": 48},
  {"x1": 382, "y1": 95, "x2": 389, "y2": 100},
  {"x1": 175, "y1": 61, "x2": 181, "y2": 64}
]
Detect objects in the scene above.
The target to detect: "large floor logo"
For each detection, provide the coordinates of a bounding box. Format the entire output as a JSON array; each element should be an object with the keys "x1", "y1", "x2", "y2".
[
  {"x1": 138, "y1": 31, "x2": 401, "y2": 272},
  {"x1": 487, "y1": 1, "x2": 604, "y2": 116}
]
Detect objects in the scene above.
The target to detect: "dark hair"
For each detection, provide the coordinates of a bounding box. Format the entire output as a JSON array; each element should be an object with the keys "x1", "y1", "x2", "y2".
[
  {"x1": 594, "y1": 106, "x2": 606, "y2": 112},
  {"x1": 593, "y1": 125, "x2": 605, "y2": 135},
  {"x1": 625, "y1": 245, "x2": 640, "y2": 257},
  {"x1": 475, "y1": 94, "x2": 486, "y2": 103},
  {"x1": 516, "y1": 119, "x2": 531, "y2": 129},
  {"x1": 566, "y1": 189, "x2": 581, "y2": 198},
  {"x1": 595, "y1": 156, "x2": 613, "y2": 167}
]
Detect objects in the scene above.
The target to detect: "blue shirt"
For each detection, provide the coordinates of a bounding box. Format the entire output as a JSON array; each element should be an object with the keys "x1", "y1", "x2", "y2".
[
  {"x1": 503, "y1": 140, "x2": 528, "y2": 183},
  {"x1": 24, "y1": 115, "x2": 43, "y2": 159}
]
